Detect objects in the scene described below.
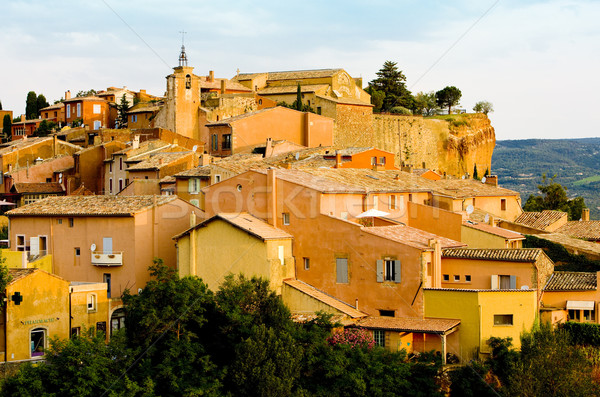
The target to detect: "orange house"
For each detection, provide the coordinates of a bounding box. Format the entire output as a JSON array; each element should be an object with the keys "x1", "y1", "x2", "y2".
[
  {"x1": 127, "y1": 104, "x2": 161, "y2": 129},
  {"x1": 63, "y1": 96, "x2": 111, "y2": 129},
  {"x1": 542, "y1": 271, "x2": 600, "y2": 325},
  {"x1": 322, "y1": 148, "x2": 399, "y2": 170},
  {"x1": 11, "y1": 117, "x2": 42, "y2": 140},
  {"x1": 39, "y1": 104, "x2": 65, "y2": 125},
  {"x1": 7, "y1": 195, "x2": 203, "y2": 297},
  {"x1": 204, "y1": 106, "x2": 334, "y2": 157}
]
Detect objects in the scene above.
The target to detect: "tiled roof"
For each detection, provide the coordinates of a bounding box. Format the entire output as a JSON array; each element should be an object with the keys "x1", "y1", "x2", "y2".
[
  {"x1": 175, "y1": 212, "x2": 293, "y2": 241},
  {"x1": 515, "y1": 210, "x2": 567, "y2": 230},
  {"x1": 127, "y1": 151, "x2": 193, "y2": 171},
  {"x1": 432, "y1": 178, "x2": 519, "y2": 198},
  {"x1": 127, "y1": 105, "x2": 161, "y2": 114},
  {"x1": 258, "y1": 84, "x2": 329, "y2": 95},
  {"x1": 39, "y1": 103, "x2": 64, "y2": 111},
  {"x1": 70, "y1": 184, "x2": 95, "y2": 196},
  {"x1": 159, "y1": 176, "x2": 176, "y2": 184},
  {"x1": 200, "y1": 77, "x2": 252, "y2": 92},
  {"x1": 0, "y1": 137, "x2": 55, "y2": 154},
  {"x1": 12, "y1": 182, "x2": 64, "y2": 194},
  {"x1": 8, "y1": 268, "x2": 37, "y2": 285},
  {"x1": 266, "y1": 69, "x2": 343, "y2": 81},
  {"x1": 557, "y1": 221, "x2": 600, "y2": 240},
  {"x1": 353, "y1": 316, "x2": 460, "y2": 334},
  {"x1": 283, "y1": 279, "x2": 367, "y2": 318},
  {"x1": 112, "y1": 140, "x2": 171, "y2": 157},
  {"x1": 7, "y1": 195, "x2": 177, "y2": 217},
  {"x1": 442, "y1": 248, "x2": 543, "y2": 262},
  {"x1": 63, "y1": 96, "x2": 106, "y2": 103},
  {"x1": 174, "y1": 166, "x2": 212, "y2": 178},
  {"x1": 315, "y1": 95, "x2": 373, "y2": 107},
  {"x1": 363, "y1": 225, "x2": 465, "y2": 251},
  {"x1": 544, "y1": 271, "x2": 597, "y2": 291},
  {"x1": 531, "y1": 233, "x2": 600, "y2": 256},
  {"x1": 462, "y1": 221, "x2": 524, "y2": 240},
  {"x1": 206, "y1": 107, "x2": 280, "y2": 126}
]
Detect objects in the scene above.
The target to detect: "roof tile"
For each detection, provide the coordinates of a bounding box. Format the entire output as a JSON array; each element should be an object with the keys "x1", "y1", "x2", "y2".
[
  {"x1": 353, "y1": 316, "x2": 460, "y2": 334},
  {"x1": 545, "y1": 271, "x2": 597, "y2": 291},
  {"x1": 442, "y1": 248, "x2": 542, "y2": 262}
]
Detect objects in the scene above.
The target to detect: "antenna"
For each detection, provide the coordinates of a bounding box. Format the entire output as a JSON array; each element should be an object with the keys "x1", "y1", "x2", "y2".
[
  {"x1": 179, "y1": 30, "x2": 187, "y2": 46},
  {"x1": 466, "y1": 205, "x2": 474, "y2": 215},
  {"x1": 192, "y1": 145, "x2": 198, "y2": 152},
  {"x1": 178, "y1": 30, "x2": 188, "y2": 67}
]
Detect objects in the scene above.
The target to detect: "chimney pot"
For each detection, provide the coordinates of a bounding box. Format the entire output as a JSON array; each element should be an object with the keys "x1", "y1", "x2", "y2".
[
  {"x1": 65, "y1": 90, "x2": 71, "y2": 100},
  {"x1": 220, "y1": 79, "x2": 226, "y2": 95},
  {"x1": 209, "y1": 70, "x2": 214, "y2": 82},
  {"x1": 582, "y1": 208, "x2": 590, "y2": 221},
  {"x1": 335, "y1": 151, "x2": 342, "y2": 168}
]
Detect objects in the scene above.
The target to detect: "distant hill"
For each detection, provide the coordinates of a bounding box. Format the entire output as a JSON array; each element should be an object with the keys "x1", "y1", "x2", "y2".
[{"x1": 492, "y1": 138, "x2": 600, "y2": 219}]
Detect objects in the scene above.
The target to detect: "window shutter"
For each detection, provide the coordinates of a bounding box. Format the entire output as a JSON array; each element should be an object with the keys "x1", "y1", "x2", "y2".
[
  {"x1": 376, "y1": 260, "x2": 384, "y2": 282},
  {"x1": 188, "y1": 179, "x2": 194, "y2": 193},
  {"x1": 491, "y1": 275, "x2": 499, "y2": 290},
  {"x1": 394, "y1": 260, "x2": 401, "y2": 283},
  {"x1": 30, "y1": 237, "x2": 39, "y2": 256},
  {"x1": 336, "y1": 258, "x2": 348, "y2": 283},
  {"x1": 510, "y1": 275, "x2": 517, "y2": 289}
]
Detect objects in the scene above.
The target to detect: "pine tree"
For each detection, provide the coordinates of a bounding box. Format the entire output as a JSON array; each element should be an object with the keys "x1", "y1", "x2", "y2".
[
  {"x1": 2, "y1": 115, "x2": 11, "y2": 142},
  {"x1": 473, "y1": 164, "x2": 479, "y2": 180},
  {"x1": 295, "y1": 83, "x2": 302, "y2": 111},
  {"x1": 25, "y1": 91, "x2": 37, "y2": 119},
  {"x1": 116, "y1": 94, "x2": 130, "y2": 129}
]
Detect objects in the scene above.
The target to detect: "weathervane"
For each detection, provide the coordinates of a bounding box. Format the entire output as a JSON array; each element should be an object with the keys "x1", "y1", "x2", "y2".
[{"x1": 178, "y1": 30, "x2": 188, "y2": 67}]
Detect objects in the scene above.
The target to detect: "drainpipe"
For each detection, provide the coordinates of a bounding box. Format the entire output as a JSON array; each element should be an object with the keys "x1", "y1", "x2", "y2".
[{"x1": 267, "y1": 168, "x2": 277, "y2": 226}]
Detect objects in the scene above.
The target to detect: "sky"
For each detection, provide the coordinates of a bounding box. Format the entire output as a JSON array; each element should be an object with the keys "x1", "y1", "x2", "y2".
[{"x1": 1, "y1": 0, "x2": 599, "y2": 141}]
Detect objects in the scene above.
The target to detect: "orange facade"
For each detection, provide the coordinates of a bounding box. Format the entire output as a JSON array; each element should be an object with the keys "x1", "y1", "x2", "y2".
[{"x1": 64, "y1": 97, "x2": 111, "y2": 129}]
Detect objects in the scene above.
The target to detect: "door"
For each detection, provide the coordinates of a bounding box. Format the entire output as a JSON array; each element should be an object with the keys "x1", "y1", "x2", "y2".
[{"x1": 103, "y1": 237, "x2": 113, "y2": 254}]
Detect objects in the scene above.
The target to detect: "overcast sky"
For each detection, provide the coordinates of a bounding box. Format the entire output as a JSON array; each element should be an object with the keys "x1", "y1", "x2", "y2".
[{"x1": 2, "y1": 0, "x2": 598, "y2": 140}]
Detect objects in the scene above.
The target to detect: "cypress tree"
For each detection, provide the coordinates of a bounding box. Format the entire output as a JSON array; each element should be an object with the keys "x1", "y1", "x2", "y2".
[{"x1": 295, "y1": 83, "x2": 302, "y2": 111}]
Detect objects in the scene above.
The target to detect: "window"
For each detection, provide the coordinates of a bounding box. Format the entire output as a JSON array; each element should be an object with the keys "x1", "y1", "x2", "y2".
[
  {"x1": 454, "y1": 275, "x2": 460, "y2": 282},
  {"x1": 119, "y1": 157, "x2": 123, "y2": 171},
  {"x1": 377, "y1": 259, "x2": 401, "y2": 283},
  {"x1": 109, "y1": 178, "x2": 113, "y2": 193},
  {"x1": 96, "y1": 321, "x2": 107, "y2": 334},
  {"x1": 278, "y1": 245, "x2": 285, "y2": 265},
  {"x1": 214, "y1": 175, "x2": 221, "y2": 183},
  {"x1": 211, "y1": 134, "x2": 218, "y2": 151},
  {"x1": 71, "y1": 327, "x2": 81, "y2": 338},
  {"x1": 501, "y1": 199, "x2": 507, "y2": 211},
  {"x1": 494, "y1": 314, "x2": 513, "y2": 326},
  {"x1": 336, "y1": 258, "x2": 349, "y2": 283},
  {"x1": 222, "y1": 134, "x2": 232, "y2": 150},
  {"x1": 371, "y1": 156, "x2": 377, "y2": 166},
  {"x1": 282, "y1": 212, "x2": 290, "y2": 225},
  {"x1": 111, "y1": 309, "x2": 126, "y2": 335},
  {"x1": 87, "y1": 294, "x2": 97, "y2": 312},
  {"x1": 30, "y1": 328, "x2": 46, "y2": 357},
  {"x1": 118, "y1": 179, "x2": 123, "y2": 192},
  {"x1": 104, "y1": 273, "x2": 111, "y2": 299},
  {"x1": 93, "y1": 104, "x2": 101, "y2": 114},
  {"x1": 132, "y1": 114, "x2": 137, "y2": 122},
  {"x1": 190, "y1": 199, "x2": 200, "y2": 207},
  {"x1": 341, "y1": 212, "x2": 348, "y2": 220},
  {"x1": 76, "y1": 103, "x2": 81, "y2": 117},
  {"x1": 408, "y1": 194, "x2": 413, "y2": 202},
  {"x1": 379, "y1": 310, "x2": 395, "y2": 317},
  {"x1": 379, "y1": 157, "x2": 386, "y2": 165},
  {"x1": 389, "y1": 195, "x2": 396, "y2": 210},
  {"x1": 443, "y1": 274, "x2": 449, "y2": 281},
  {"x1": 57, "y1": 219, "x2": 62, "y2": 225},
  {"x1": 569, "y1": 310, "x2": 581, "y2": 321},
  {"x1": 188, "y1": 178, "x2": 200, "y2": 194},
  {"x1": 54, "y1": 111, "x2": 57, "y2": 117},
  {"x1": 185, "y1": 74, "x2": 191, "y2": 89},
  {"x1": 16, "y1": 235, "x2": 26, "y2": 251},
  {"x1": 373, "y1": 330, "x2": 385, "y2": 347},
  {"x1": 66, "y1": 104, "x2": 71, "y2": 116},
  {"x1": 465, "y1": 275, "x2": 472, "y2": 282},
  {"x1": 68, "y1": 218, "x2": 74, "y2": 227},
  {"x1": 584, "y1": 309, "x2": 595, "y2": 322},
  {"x1": 75, "y1": 247, "x2": 80, "y2": 256},
  {"x1": 491, "y1": 275, "x2": 516, "y2": 290},
  {"x1": 316, "y1": 107, "x2": 322, "y2": 115},
  {"x1": 304, "y1": 257, "x2": 310, "y2": 270}
]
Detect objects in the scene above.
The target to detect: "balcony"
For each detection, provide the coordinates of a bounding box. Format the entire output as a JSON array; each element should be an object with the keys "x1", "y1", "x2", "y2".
[{"x1": 91, "y1": 251, "x2": 123, "y2": 266}]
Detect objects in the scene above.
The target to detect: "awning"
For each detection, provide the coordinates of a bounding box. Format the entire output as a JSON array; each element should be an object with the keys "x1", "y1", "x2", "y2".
[{"x1": 566, "y1": 300, "x2": 595, "y2": 310}]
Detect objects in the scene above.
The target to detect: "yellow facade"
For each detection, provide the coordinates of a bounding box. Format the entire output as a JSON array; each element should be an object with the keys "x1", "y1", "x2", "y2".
[
  {"x1": 0, "y1": 249, "x2": 52, "y2": 273},
  {"x1": 69, "y1": 282, "x2": 110, "y2": 340},
  {"x1": 424, "y1": 289, "x2": 537, "y2": 361},
  {"x1": 176, "y1": 217, "x2": 295, "y2": 294},
  {"x1": 460, "y1": 225, "x2": 522, "y2": 249}
]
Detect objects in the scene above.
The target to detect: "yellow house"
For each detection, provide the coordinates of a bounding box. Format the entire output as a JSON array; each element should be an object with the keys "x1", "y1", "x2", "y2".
[
  {"x1": 424, "y1": 288, "x2": 537, "y2": 361},
  {"x1": 461, "y1": 220, "x2": 524, "y2": 249},
  {"x1": 541, "y1": 271, "x2": 600, "y2": 326},
  {"x1": 0, "y1": 268, "x2": 109, "y2": 362},
  {"x1": 174, "y1": 212, "x2": 295, "y2": 294}
]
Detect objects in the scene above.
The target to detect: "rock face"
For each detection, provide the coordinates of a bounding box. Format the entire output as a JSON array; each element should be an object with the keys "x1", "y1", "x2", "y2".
[{"x1": 334, "y1": 113, "x2": 495, "y2": 177}]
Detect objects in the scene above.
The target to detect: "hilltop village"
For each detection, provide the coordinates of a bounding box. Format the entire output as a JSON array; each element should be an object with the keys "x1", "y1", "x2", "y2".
[{"x1": 0, "y1": 47, "x2": 599, "y2": 369}]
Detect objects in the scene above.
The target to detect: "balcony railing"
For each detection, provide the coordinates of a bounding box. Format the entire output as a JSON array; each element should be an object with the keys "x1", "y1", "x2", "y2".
[{"x1": 91, "y1": 251, "x2": 123, "y2": 266}]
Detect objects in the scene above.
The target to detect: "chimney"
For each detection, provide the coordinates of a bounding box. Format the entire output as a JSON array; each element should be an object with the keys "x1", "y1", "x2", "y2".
[
  {"x1": 267, "y1": 168, "x2": 277, "y2": 226},
  {"x1": 220, "y1": 79, "x2": 226, "y2": 95},
  {"x1": 488, "y1": 214, "x2": 495, "y2": 226},
  {"x1": 139, "y1": 89, "x2": 146, "y2": 95},
  {"x1": 208, "y1": 70, "x2": 214, "y2": 82},
  {"x1": 265, "y1": 138, "x2": 274, "y2": 158},
  {"x1": 334, "y1": 151, "x2": 342, "y2": 168},
  {"x1": 429, "y1": 238, "x2": 442, "y2": 288},
  {"x1": 132, "y1": 135, "x2": 140, "y2": 149},
  {"x1": 484, "y1": 175, "x2": 498, "y2": 187},
  {"x1": 355, "y1": 298, "x2": 359, "y2": 310},
  {"x1": 200, "y1": 154, "x2": 211, "y2": 166},
  {"x1": 65, "y1": 90, "x2": 71, "y2": 100},
  {"x1": 158, "y1": 158, "x2": 164, "y2": 165},
  {"x1": 394, "y1": 174, "x2": 401, "y2": 181},
  {"x1": 401, "y1": 165, "x2": 413, "y2": 173},
  {"x1": 582, "y1": 208, "x2": 590, "y2": 221},
  {"x1": 20, "y1": 114, "x2": 25, "y2": 122}
]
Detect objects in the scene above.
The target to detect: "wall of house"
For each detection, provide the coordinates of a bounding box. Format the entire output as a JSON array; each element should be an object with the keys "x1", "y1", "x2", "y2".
[
  {"x1": 4, "y1": 271, "x2": 70, "y2": 362},
  {"x1": 460, "y1": 226, "x2": 512, "y2": 249},
  {"x1": 118, "y1": 179, "x2": 160, "y2": 196},
  {"x1": 281, "y1": 284, "x2": 356, "y2": 317},
  {"x1": 0, "y1": 138, "x2": 80, "y2": 175},
  {"x1": 471, "y1": 195, "x2": 523, "y2": 223},
  {"x1": 65, "y1": 100, "x2": 109, "y2": 129},
  {"x1": 2, "y1": 156, "x2": 73, "y2": 194},
  {"x1": 407, "y1": 202, "x2": 462, "y2": 242},
  {"x1": 335, "y1": 149, "x2": 398, "y2": 170},
  {"x1": 70, "y1": 283, "x2": 109, "y2": 339}
]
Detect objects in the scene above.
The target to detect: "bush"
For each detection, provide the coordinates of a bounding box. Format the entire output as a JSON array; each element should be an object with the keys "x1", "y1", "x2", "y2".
[
  {"x1": 390, "y1": 106, "x2": 412, "y2": 115},
  {"x1": 327, "y1": 327, "x2": 375, "y2": 349},
  {"x1": 560, "y1": 322, "x2": 600, "y2": 346}
]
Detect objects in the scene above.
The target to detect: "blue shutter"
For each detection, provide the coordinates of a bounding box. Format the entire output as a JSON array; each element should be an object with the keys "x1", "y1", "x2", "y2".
[
  {"x1": 394, "y1": 260, "x2": 401, "y2": 283},
  {"x1": 509, "y1": 275, "x2": 517, "y2": 289}
]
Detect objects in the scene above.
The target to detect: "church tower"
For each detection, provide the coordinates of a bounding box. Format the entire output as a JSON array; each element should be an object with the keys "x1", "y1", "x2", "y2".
[{"x1": 161, "y1": 42, "x2": 201, "y2": 140}]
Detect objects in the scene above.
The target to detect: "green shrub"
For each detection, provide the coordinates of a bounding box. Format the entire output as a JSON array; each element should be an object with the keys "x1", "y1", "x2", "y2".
[{"x1": 390, "y1": 106, "x2": 412, "y2": 115}]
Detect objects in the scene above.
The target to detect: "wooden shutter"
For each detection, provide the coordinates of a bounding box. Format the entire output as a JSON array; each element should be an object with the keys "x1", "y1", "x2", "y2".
[
  {"x1": 394, "y1": 260, "x2": 401, "y2": 283},
  {"x1": 510, "y1": 275, "x2": 517, "y2": 289},
  {"x1": 30, "y1": 237, "x2": 39, "y2": 256},
  {"x1": 376, "y1": 260, "x2": 384, "y2": 282},
  {"x1": 491, "y1": 275, "x2": 499, "y2": 290},
  {"x1": 336, "y1": 258, "x2": 348, "y2": 283}
]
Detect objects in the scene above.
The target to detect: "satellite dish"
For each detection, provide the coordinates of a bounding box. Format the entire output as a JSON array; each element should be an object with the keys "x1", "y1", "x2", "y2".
[
  {"x1": 521, "y1": 285, "x2": 529, "y2": 290},
  {"x1": 481, "y1": 176, "x2": 487, "y2": 184},
  {"x1": 461, "y1": 175, "x2": 465, "y2": 180},
  {"x1": 484, "y1": 214, "x2": 490, "y2": 224},
  {"x1": 466, "y1": 205, "x2": 474, "y2": 215},
  {"x1": 192, "y1": 145, "x2": 198, "y2": 152},
  {"x1": 138, "y1": 288, "x2": 143, "y2": 294},
  {"x1": 295, "y1": 153, "x2": 300, "y2": 160},
  {"x1": 90, "y1": 243, "x2": 96, "y2": 251}
]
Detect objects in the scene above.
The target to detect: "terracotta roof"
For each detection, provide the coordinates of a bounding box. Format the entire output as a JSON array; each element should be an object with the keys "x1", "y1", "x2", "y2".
[
  {"x1": 127, "y1": 151, "x2": 193, "y2": 171},
  {"x1": 199, "y1": 77, "x2": 253, "y2": 92},
  {"x1": 353, "y1": 316, "x2": 460, "y2": 334},
  {"x1": 63, "y1": 96, "x2": 106, "y2": 103},
  {"x1": 363, "y1": 225, "x2": 465, "y2": 250},
  {"x1": 515, "y1": 210, "x2": 568, "y2": 230},
  {"x1": 174, "y1": 212, "x2": 293, "y2": 241},
  {"x1": 0, "y1": 137, "x2": 58, "y2": 154},
  {"x1": 39, "y1": 103, "x2": 64, "y2": 111},
  {"x1": 283, "y1": 279, "x2": 367, "y2": 318},
  {"x1": 206, "y1": 107, "x2": 281, "y2": 126},
  {"x1": 8, "y1": 268, "x2": 37, "y2": 285},
  {"x1": 315, "y1": 94, "x2": 373, "y2": 107},
  {"x1": 544, "y1": 271, "x2": 597, "y2": 291},
  {"x1": 462, "y1": 221, "x2": 524, "y2": 240},
  {"x1": 112, "y1": 140, "x2": 171, "y2": 157},
  {"x1": 258, "y1": 84, "x2": 329, "y2": 95},
  {"x1": 432, "y1": 178, "x2": 519, "y2": 198},
  {"x1": 557, "y1": 221, "x2": 600, "y2": 240},
  {"x1": 442, "y1": 248, "x2": 543, "y2": 262},
  {"x1": 127, "y1": 105, "x2": 161, "y2": 114},
  {"x1": 266, "y1": 68, "x2": 343, "y2": 81},
  {"x1": 159, "y1": 176, "x2": 176, "y2": 184},
  {"x1": 531, "y1": 233, "x2": 600, "y2": 257},
  {"x1": 175, "y1": 166, "x2": 212, "y2": 178},
  {"x1": 7, "y1": 195, "x2": 177, "y2": 217},
  {"x1": 70, "y1": 184, "x2": 95, "y2": 196},
  {"x1": 233, "y1": 72, "x2": 267, "y2": 80},
  {"x1": 11, "y1": 182, "x2": 64, "y2": 194}
]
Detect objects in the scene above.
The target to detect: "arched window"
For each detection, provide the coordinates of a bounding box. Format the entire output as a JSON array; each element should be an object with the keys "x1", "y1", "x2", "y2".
[
  {"x1": 31, "y1": 328, "x2": 46, "y2": 357},
  {"x1": 185, "y1": 74, "x2": 191, "y2": 89},
  {"x1": 111, "y1": 308, "x2": 126, "y2": 335}
]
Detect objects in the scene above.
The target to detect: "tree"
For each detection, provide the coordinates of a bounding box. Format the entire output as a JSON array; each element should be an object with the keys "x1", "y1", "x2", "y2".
[
  {"x1": 116, "y1": 94, "x2": 130, "y2": 129},
  {"x1": 295, "y1": 83, "x2": 302, "y2": 111},
  {"x1": 413, "y1": 91, "x2": 438, "y2": 116},
  {"x1": 473, "y1": 164, "x2": 479, "y2": 180},
  {"x1": 25, "y1": 91, "x2": 38, "y2": 119},
  {"x1": 2, "y1": 114, "x2": 12, "y2": 142},
  {"x1": 36, "y1": 95, "x2": 49, "y2": 114},
  {"x1": 34, "y1": 120, "x2": 57, "y2": 137},
  {"x1": 523, "y1": 174, "x2": 586, "y2": 220},
  {"x1": 473, "y1": 100, "x2": 493, "y2": 115},
  {"x1": 367, "y1": 61, "x2": 413, "y2": 112},
  {"x1": 0, "y1": 100, "x2": 2, "y2": 110},
  {"x1": 76, "y1": 89, "x2": 97, "y2": 98},
  {"x1": 0, "y1": 253, "x2": 12, "y2": 308},
  {"x1": 435, "y1": 86, "x2": 462, "y2": 114}
]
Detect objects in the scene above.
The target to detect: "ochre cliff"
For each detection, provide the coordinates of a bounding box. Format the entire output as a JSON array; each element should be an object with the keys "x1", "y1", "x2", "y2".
[{"x1": 334, "y1": 113, "x2": 495, "y2": 177}]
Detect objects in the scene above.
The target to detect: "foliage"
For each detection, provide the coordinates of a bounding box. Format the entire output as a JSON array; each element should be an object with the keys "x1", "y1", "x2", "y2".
[
  {"x1": 523, "y1": 235, "x2": 600, "y2": 272},
  {"x1": 486, "y1": 337, "x2": 519, "y2": 386},
  {"x1": 473, "y1": 164, "x2": 479, "y2": 180},
  {"x1": 367, "y1": 61, "x2": 413, "y2": 112},
  {"x1": 76, "y1": 89, "x2": 97, "y2": 98},
  {"x1": 72, "y1": 118, "x2": 83, "y2": 127},
  {"x1": 2, "y1": 114, "x2": 11, "y2": 142},
  {"x1": 0, "y1": 100, "x2": 2, "y2": 110},
  {"x1": 36, "y1": 95, "x2": 48, "y2": 115},
  {"x1": 327, "y1": 327, "x2": 375, "y2": 349},
  {"x1": 369, "y1": 89, "x2": 385, "y2": 111},
  {"x1": 25, "y1": 91, "x2": 38, "y2": 119},
  {"x1": 435, "y1": 86, "x2": 462, "y2": 114},
  {"x1": 412, "y1": 91, "x2": 438, "y2": 116},
  {"x1": 116, "y1": 94, "x2": 130, "y2": 129},
  {"x1": 277, "y1": 101, "x2": 315, "y2": 113},
  {"x1": 0, "y1": 253, "x2": 11, "y2": 308},
  {"x1": 560, "y1": 322, "x2": 600, "y2": 346},
  {"x1": 448, "y1": 361, "x2": 500, "y2": 397},
  {"x1": 390, "y1": 106, "x2": 412, "y2": 115},
  {"x1": 295, "y1": 83, "x2": 302, "y2": 111},
  {"x1": 34, "y1": 120, "x2": 57, "y2": 137},
  {"x1": 523, "y1": 174, "x2": 586, "y2": 220},
  {"x1": 473, "y1": 100, "x2": 494, "y2": 115}
]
